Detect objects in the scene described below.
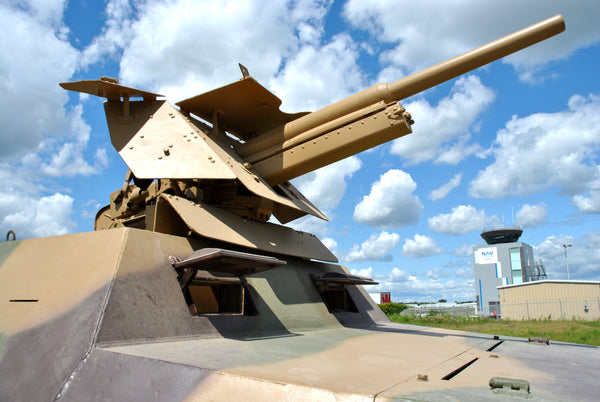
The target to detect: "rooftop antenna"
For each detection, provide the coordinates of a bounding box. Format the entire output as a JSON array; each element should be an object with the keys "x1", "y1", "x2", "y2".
[{"x1": 481, "y1": 211, "x2": 485, "y2": 231}]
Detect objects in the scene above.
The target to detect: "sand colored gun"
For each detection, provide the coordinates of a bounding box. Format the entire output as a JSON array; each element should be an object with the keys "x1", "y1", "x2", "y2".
[{"x1": 59, "y1": 14, "x2": 565, "y2": 240}]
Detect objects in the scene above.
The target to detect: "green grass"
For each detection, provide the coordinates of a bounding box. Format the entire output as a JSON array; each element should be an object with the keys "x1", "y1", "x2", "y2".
[{"x1": 386, "y1": 314, "x2": 600, "y2": 346}]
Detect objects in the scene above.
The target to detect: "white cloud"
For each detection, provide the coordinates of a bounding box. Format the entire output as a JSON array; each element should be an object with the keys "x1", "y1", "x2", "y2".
[
  {"x1": 571, "y1": 168, "x2": 600, "y2": 213},
  {"x1": 389, "y1": 76, "x2": 493, "y2": 165},
  {"x1": 401, "y1": 234, "x2": 444, "y2": 258},
  {"x1": 0, "y1": 192, "x2": 75, "y2": 238},
  {"x1": 515, "y1": 203, "x2": 547, "y2": 228},
  {"x1": 0, "y1": 2, "x2": 79, "y2": 160},
  {"x1": 283, "y1": 214, "x2": 329, "y2": 239},
  {"x1": 572, "y1": 192, "x2": 600, "y2": 213},
  {"x1": 286, "y1": 156, "x2": 362, "y2": 237},
  {"x1": 535, "y1": 232, "x2": 600, "y2": 281},
  {"x1": 321, "y1": 237, "x2": 338, "y2": 255},
  {"x1": 292, "y1": 156, "x2": 362, "y2": 211},
  {"x1": 469, "y1": 94, "x2": 600, "y2": 200},
  {"x1": 86, "y1": 0, "x2": 339, "y2": 106},
  {"x1": 269, "y1": 33, "x2": 364, "y2": 111},
  {"x1": 428, "y1": 205, "x2": 499, "y2": 235},
  {"x1": 343, "y1": 0, "x2": 600, "y2": 80},
  {"x1": 370, "y1": 267, "x2": 475, "y2": 302},
  {"x1": 80, "y1": 0, "x2": 134, "y2": 67},
  {"x1": 425, "y1": 268, "x2": 451, "y2": 281},
  {"x1": 388, "y1": 267, "x2": 409, "y2": 282},
  {"x1": 353, "y1": 169, "x2": 423, "y2": 229},
  {"x1": 455, "y1": 267, "x2": 474, "y2": 279},
  {"x1": 344, "y1": 231, "x2": 400, "y2": 262},
  {"x1": 350, "y1": 266, "x2": 374, "y2": 278},
  {"x1": 0, "y1": 2, "x2": 109, "y2": 238},
  {"x1": 429, "y1": 173, "x2": 462, "y2": 201},
  {"x1": 453, "y1": 244, "x2": 476, "y2": 257}
]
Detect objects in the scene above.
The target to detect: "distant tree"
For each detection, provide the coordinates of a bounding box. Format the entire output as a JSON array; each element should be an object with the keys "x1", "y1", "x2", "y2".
[
  {"x1": 438, "y1": 299, "x2": 447, "y2": 303},
  {"x1": 378, "y1": 302, "x2": 409, "y2": 315}
]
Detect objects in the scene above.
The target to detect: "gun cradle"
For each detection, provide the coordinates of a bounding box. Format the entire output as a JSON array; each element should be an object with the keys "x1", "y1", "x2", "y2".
[{"x1": 61, "y1": 15, "x2": 565, "y2": 260}]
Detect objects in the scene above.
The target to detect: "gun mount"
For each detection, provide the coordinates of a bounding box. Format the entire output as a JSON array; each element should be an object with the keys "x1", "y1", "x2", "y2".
[{"x1": 61, "y1": 15, "x2": 564, "y2": 257}]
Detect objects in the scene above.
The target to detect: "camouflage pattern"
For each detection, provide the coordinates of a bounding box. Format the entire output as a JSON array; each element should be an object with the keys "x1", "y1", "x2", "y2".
[{"x1": 2, "y1": 228, "x2": 599, "y2": 400}]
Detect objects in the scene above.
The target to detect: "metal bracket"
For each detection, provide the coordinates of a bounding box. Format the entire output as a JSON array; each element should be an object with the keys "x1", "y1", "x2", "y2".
[{"x1": 239, "y1": 63, "x2": 250, "y2": 78}]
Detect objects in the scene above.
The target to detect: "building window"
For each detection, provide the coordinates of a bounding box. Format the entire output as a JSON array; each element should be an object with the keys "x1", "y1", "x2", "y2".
[{"x1": 510, "y1": 247, "x2": 523, "y2": 284}]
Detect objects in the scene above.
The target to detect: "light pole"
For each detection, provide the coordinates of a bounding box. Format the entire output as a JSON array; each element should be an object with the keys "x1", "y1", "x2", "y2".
[{"x1": 562, "y1": 244, "x2": 572, "y2": 280}]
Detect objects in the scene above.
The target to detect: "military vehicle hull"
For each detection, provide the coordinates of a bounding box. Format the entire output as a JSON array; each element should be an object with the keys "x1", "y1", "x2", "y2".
[{"x1": 2, "y1": 228, "x2": 598, "y2": 401}]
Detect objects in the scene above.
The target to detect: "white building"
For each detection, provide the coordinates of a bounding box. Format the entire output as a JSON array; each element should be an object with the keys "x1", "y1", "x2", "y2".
[{"x1": 473, "y1": 228, "x2": 546, "y2": 316}]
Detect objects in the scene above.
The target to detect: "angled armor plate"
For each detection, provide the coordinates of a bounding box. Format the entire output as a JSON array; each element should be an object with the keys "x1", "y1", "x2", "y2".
[
  {"x1": 60, "y1": 79, "x2": 163, "y2": 100},
  {"x1": 106, "y1": 101, "x2": 237, "y2": 180},
  {"x1": 176, "y1": 77, "x2": 308, "y2": 140},
  {"x1": 158, "y1": 194, "x2": 337, "y2": 262}
]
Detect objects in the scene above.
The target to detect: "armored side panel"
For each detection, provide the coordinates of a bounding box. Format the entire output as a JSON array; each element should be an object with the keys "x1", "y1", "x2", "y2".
[{"x1": 2, "y1": 229, "x2": 599, "y2": 401}]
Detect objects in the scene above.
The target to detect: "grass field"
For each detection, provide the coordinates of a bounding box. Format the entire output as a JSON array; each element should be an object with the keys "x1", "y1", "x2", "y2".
[{"x1": 387, "y1": 314, "x2": 600, "y2": 346}]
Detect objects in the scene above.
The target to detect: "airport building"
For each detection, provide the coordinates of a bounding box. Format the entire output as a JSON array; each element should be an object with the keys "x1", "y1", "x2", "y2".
[
  {"x1": 473, "y1": 228, "x2": 546, "y2": 316},
  {"x1": 498, "y1": 280, "x2": 600, "y2": 320}
]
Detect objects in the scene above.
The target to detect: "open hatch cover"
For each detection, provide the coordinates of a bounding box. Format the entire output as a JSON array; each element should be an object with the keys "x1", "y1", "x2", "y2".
[
  {"x1": 170, "y1": 248, "x2": 286, "y2": 277},
  {"x1": 313, "y1": 272, "x2": 378, "y2": 287}
]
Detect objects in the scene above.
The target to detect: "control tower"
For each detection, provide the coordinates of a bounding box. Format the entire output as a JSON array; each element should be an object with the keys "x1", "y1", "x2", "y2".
[{"x1": 473, "y1": 227, "x2": 546, "y2": 316}]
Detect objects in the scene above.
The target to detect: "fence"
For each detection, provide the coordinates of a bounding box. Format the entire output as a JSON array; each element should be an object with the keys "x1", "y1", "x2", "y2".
[{"x1": 404, "y1": 304, "x2": 477, "y2": 317}]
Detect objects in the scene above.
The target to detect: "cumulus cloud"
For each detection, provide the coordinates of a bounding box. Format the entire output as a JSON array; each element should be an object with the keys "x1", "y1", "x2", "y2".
[
  {"x1": 469, "y1": 94, "x2": 600, "y2": 201},
  {"x1": 572, "y1": 191, "x2": 600, "y2": 213},
  {"x1": 0, "y1": 192, "x2": 75, "y2": 238},
  {"x1": 429, "y1": 173, "x2": 462, "y2": 201},
  {"x1": 516, "y1": 203, "x2": 547, "y2": 228},
  {"x1": 0, "y1": 1, "x2": 110, "y2": 238},
  {"x1": 455, "y1": 267, "x2": 474, "y2": 279},
  {"x1": 388, "y1": 267, "x2": 409, "y2": 282},
  {"x1": 428, "y1": 205, "x2": 499, "y2": 235},
  {"x1": 344, "y1": 231, "x2": 401, "y2": 262},
  {"x1": 287, "y1": 156, "x2": 362, "y2": 236},
  {"x1": 571, "y1": 168, "x2": 600, "y2": 213},
  {"x1": 343, "y1": 0, "x2": 600, "y2": 80},
  {"x1": 535, "y1": 232, "x2": 600, "y2": 281},
  {"x1": 353, "y1": 169, "x2": 423, "y2": 229},
  {"x1": 269, "y1": 33, "x2": 365, "y2": 111},
  {"x1": 389, "y1": 76, "x2": 493, "y2": 165},
  {"x1": 425, "y1": 268, "x2": 451, "y2": 281},
  {"x1": 0, "y1": 2, "x2": 79, "y2": 160},
  {"x1": 401, "y1": 234, "x2": 444, "y2": 258},
  {"x1": 283, "y1": 214, "x2": 329, "y2": 239},
  {"x1": 86, "y1": 0, "x2": 342, "y2": 106},
  {"x1": 350, "y1": 266, "x2": 374, "y2": 278},
  {"x1": 369, "y1": 267, "x2": 475, "y2": 302},
  {"x1": 453, "y1": 244, "x2": 477, "y2": 257},
  {"x1": 293, "y1": 156, "x2": 362, "y2": 211},
  {"x1": 80, "y1": 0, "x2": 135, "y2": 67},
  {"x1": 321, "y1": 237, "x2": 338, "y2": 255}
]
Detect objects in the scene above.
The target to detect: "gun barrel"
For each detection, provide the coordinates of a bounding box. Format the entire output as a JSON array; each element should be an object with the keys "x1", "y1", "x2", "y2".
[
  {"x1": 387, "y1": 14, "x2": 565, "y2": 101},
  {"x1": 238, "y1": 15, "x2": 564, "y2": 185},
  {"x1": 237, "y1": 15, "x2": 564, "y2": 163}
]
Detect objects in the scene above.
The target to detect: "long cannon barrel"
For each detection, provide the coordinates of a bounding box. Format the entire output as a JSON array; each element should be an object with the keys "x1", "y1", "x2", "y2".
[{"x1": 237, "y1": 15, "x2": 565, "y2": 185}]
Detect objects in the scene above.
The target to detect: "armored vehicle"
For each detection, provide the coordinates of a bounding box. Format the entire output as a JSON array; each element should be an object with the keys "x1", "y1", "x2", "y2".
[{"x1": 2, "y1": 14, "x2": 597, "y2": 401}]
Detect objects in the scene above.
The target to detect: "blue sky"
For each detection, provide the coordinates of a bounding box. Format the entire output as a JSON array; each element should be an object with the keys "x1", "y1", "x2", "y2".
[{"x1": 1, "y1": 0, "x2": 600, "y2": 302}]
